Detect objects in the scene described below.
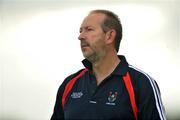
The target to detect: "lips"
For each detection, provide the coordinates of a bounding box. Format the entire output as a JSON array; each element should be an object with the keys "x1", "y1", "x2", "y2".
[
  {"x1": 81, "y1": 44, "x2": 89, "y2": 48},
  {"x1": 81, "y1": 42, "x2": 89, "y2": 48}
]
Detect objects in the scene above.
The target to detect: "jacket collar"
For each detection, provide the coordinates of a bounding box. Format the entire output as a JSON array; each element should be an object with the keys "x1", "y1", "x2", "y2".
[{"x1": 82, "y1": 55, "x2": 129, "y2": 76}]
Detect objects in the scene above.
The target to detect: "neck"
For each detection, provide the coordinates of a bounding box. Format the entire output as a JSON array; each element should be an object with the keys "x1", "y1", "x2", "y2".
[{"x1": 92, "y1": 52, "x2": 120, "y2": 85}]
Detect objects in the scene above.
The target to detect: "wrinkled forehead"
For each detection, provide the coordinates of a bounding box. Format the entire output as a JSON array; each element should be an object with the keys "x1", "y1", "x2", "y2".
[{"x1": 80, "y1": 13, "x2": 106, "y2": 28}]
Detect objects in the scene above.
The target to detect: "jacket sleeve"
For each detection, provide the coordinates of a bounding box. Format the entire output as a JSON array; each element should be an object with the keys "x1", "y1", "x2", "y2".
[
  {"x1": 51, "y1": 74, "x2": 74, "y2": 120},
  {"x1": 51, "y1": 70, "x2": 84, "y2": 120},
  {"x1": 50, "y1": 82, "x2": 66, "y2": 120},
  {"x1": 137, "y1": 73, "x2": 166, "y2": 120}
]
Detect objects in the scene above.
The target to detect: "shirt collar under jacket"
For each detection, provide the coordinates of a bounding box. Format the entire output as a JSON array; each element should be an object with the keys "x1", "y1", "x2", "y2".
[{"x1": 82, "y1": 55, "x2": 129, "y2": 76}]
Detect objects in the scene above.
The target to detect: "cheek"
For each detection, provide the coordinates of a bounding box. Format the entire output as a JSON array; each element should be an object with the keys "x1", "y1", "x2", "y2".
[
  {"x1": 92, "y1": 38, "x2": 106, "y2": 51},
  {"x1": 89, "y1": 32, "x2": 106, "y2": 48}
]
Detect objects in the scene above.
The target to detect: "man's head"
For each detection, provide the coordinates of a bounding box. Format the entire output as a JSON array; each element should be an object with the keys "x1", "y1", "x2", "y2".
[
  {"x1": 78, "y1": 9, "x2": 122, "y2": 63},
  {"x1": 90, "y1": 10, "x2": 122, "y2": 52}
]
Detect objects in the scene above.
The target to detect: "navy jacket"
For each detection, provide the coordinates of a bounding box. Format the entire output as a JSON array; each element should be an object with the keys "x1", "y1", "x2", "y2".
[{"x1": 51, "y1": 55, "x2": 166, "y2": 120}]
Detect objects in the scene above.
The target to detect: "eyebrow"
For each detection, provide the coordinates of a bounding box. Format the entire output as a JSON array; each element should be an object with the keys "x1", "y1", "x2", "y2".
[{"x1": 80, "y1": 26, "x2": 94, "y2": 30}]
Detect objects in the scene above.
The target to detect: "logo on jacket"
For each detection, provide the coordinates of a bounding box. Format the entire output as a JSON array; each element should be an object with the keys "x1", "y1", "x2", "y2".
[
  {"x1": 71, "y1": 92, "x2": 83, "y2": 99},
  {"x1": 106, "y1": 91, "x2": 118, "y2": 105}
]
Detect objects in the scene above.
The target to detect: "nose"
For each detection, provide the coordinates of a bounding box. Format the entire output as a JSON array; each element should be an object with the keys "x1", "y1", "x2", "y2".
[{"x1": 78, "y1": 32, "x2": 85, "y2": 41}]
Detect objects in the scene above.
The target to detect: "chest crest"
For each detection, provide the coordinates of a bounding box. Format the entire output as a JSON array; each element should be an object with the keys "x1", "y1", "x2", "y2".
[{"x1": 106, "y1": 91, "x2": 118, "y2": 105}]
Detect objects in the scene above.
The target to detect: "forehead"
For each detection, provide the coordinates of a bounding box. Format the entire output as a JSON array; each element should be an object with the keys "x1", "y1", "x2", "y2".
[{"x1": 80, "y1": 13, "x2": 106, "y2": 28}]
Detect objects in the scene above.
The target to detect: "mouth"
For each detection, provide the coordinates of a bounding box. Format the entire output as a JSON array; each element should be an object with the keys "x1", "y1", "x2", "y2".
[
  {"x1": 81, "y1": 43, "x2": 89, "y2": 48},
  {"x1": 81, "y1": 45, "x2": 89, "y2": 48}
]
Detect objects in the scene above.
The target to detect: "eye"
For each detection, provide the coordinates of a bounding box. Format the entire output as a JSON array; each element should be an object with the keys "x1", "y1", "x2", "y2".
[
  {"x1": 79, "y1": 28, "x2": 82, "y2": 33},
  {"x1": 87, "y1": 27, "x2": 93, "y2": 31},
  {"x1": 87, "y1": 28, "x2": 92, "y2": 31}
]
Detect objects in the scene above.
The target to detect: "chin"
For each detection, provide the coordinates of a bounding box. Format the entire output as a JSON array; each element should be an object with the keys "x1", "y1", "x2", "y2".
[
  {"x1": 82, "y1": 52, "x2": 91, "y2": 59},
  {"x1": 83, "y1": 53, "x2": 89, "y2": 59}
]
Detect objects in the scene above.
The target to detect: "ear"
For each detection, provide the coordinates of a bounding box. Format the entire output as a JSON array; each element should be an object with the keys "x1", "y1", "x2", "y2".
[{"x1": 105, "y1": 29, "x2": 116, "y2": 45}]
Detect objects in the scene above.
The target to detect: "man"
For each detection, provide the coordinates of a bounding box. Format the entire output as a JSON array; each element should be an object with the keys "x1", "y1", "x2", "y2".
[{"x1": 51, "y1": 9, "x2": 166, "y2": 120}]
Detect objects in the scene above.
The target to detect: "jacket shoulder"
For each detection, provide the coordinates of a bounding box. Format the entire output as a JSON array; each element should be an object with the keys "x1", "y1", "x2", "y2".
[{"x1": 61, "y1": 68, "x2": 86, "y2": 88}]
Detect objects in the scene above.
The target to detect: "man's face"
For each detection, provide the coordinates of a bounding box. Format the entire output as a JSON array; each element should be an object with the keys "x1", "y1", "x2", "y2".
[{"x1": 78, "y1": 13, "x2": 107, "y2": 62}]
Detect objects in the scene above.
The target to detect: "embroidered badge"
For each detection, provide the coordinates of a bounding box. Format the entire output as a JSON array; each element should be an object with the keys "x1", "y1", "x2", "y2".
[
  {"x1": 106, "y1": 91, "x2": 118, "y2": 105},
  {"x1": 71, "y1": 92, "x2": 83, "y2": 99}
]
